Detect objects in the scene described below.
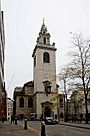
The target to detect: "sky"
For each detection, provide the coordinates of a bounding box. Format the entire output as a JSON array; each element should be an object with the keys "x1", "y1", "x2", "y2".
[{"x1": 1, "y1": 0, "x2": 90, "y2": 99}]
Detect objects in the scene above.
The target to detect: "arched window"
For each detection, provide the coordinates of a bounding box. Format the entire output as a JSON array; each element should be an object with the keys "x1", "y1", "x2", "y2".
[
  {"x1": 28, "y1": 97, "x2": 33, "y2": 108},
  {"x1": 43, "y1": 52, "x2": 50, "y2": 63},
  {"x1": 43, "y1": 37, "x2": 46, "y2": 44},
  {"x1": 19, "y1": 97, "x2": 24, "y2": 108}
]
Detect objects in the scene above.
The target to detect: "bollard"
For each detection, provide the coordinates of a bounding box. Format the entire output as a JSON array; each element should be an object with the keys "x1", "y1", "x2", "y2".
[
  {"x1": 41, "y1": 121, "x2": 46, "y2": 136},
  {"x1": 24, "y1": 118, "x2": 27, "y2": 130}
]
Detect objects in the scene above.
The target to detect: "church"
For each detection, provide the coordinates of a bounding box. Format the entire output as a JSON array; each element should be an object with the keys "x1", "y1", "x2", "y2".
[{"x1": 13, "y1": 20, "x2": 60, "y2": 120}]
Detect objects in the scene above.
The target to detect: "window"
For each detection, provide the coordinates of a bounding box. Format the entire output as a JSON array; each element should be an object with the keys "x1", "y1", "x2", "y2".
[
  {"x1": 59, "y1": 98, "x2": 63, "y2": 103},
  {"x1": 28, "y1": 97, "x2": 33, "y2": 108},
  {"x1": 59, "y1": 98, "x2": 63, "y2": 108},
  {"x1": 19, "y1": 97, "x2": 24, "y2": 108},
  {"x1": 43, "y1": 37, "x2": 46, "y2": 44},
  {"x1": 43, "y1": 52, "x2": 50, "y2": 63}
]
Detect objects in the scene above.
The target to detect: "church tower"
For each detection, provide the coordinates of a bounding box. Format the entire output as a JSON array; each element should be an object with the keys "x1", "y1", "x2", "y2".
[{"x1": 32, "y1": 20, "x2": 58, "y2": 119}]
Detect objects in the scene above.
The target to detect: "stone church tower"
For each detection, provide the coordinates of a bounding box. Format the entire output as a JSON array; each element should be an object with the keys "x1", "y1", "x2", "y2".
[{"x1": 32, "y1": 20, "x2": 58, "y2": 119}]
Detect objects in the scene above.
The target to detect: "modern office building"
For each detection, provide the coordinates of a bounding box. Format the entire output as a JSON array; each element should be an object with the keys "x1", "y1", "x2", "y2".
[{"x1": 0, "y1": 1, "x2": 7, "y2": 119}]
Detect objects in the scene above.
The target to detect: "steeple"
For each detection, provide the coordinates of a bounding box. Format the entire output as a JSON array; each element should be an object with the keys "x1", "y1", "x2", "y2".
[
  {"x1": 39, "y1": 18, "x2": 47, "y2": 35},
  {"x1": 36, "y1": 19, "x2": 50, "y2": 45}
]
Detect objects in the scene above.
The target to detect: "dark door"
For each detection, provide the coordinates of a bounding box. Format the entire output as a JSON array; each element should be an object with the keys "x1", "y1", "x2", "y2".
[{"x1": 44, "y1": 106, "x2": 51, "y2": 118}]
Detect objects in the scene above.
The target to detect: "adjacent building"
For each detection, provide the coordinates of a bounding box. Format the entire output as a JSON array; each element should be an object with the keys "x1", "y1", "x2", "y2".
[
  {"x1": 13, "y1": 83, "x2": 33, "y2": 119},
  {"x1": 0, "y1": 1, "x2": 7, "y2": 119},
  {"x1": 68, "y1": 88, "x2": 90, "y2": 117},
  {"x1": 58, "y1": 94, "x2": 64, "y2": 120},
  {"x1": 7, "y1": 98, "x2": 13, "y2": 120}
]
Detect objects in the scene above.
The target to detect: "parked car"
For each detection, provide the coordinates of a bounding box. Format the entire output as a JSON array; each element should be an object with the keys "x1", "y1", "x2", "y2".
[
  {"x1": 27, "y1": 112, "x2": 37, "y2": 121},
  {"x1": 45, "y1": 117, "x2": 58, "y2": 125}
]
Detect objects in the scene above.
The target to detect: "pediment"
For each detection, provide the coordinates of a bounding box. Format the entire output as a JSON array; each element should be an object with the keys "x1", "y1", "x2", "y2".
[{"x1": 41, "y1": 101, "x2": 53, "y2": 106}]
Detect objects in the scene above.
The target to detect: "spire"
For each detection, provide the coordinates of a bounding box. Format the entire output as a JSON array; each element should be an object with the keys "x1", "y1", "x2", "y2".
[
  {"x1": 36, "y1": 19, "x2": 51, "y2": 45},
  {"x1": 39, "y1": 18, "x2": 47, "y2": 35}
]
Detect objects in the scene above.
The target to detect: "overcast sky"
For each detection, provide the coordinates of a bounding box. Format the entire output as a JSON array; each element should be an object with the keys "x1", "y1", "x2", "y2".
[{"x1": 1, "y1": 0, "x2": 90, "y2": 99}]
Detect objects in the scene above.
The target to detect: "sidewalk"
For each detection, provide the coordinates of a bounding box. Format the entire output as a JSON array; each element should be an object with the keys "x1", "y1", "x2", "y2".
[
  {"x1": 60, "y1": 121, "x2": 90, "y2": 129},
  {"x1": 0, "y1": 121, "x2": 40, "y2": 136},
  {"x1": 1, "y1": 120, "x2": 90, "y2": 136}
]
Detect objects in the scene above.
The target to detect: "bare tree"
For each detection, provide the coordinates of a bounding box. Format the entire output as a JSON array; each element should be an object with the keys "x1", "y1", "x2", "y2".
[
  {"x1": 58, "y1": 66, "x2": 71, "y2": 121},
  {"x1": 68, "y1": 32, "x2": 90, "y2": 123}
]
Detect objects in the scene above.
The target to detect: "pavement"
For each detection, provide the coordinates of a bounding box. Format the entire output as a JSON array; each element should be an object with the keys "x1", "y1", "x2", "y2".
[
  {"x1": 0, "y1": 120, "x2": 90, "y2": 136},
  {"x1": 60, "y1": 121, "x2": 90, "y2": 129},
  {"x1": 0, "y1": 121, "x2": 40, "y2": 136}
]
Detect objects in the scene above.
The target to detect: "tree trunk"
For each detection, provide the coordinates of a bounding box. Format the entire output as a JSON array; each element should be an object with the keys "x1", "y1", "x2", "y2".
[{"x1": 85, "y1": 93, "x2": 88, "y2": 124}]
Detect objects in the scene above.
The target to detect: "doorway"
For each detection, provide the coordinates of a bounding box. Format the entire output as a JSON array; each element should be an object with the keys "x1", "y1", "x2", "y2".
[{"x1": 44, "y1": 106, "x2": 51, "y2": 118}]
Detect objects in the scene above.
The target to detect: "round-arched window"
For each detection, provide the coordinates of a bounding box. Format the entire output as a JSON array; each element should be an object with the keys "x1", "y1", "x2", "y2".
[{"x1": 43, "y1": 52, "x2": 50, "y2": 63}]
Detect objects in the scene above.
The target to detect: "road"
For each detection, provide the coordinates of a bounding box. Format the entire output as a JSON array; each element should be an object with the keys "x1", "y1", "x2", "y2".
[
  {"x1": 46, "y1": 124, "x2": 90, "y2": 136},
  {"x1": 20, "y1": 121, "x2": 90, "y2": 136}
]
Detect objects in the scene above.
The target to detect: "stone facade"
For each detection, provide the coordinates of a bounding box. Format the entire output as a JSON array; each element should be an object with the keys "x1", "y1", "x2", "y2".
[
  {"x1": 58, "y1": 94, "x2": 64, "y2": 120},
  {"x1": 13, "y1": 21, "x2": 59, "y2": 120},
  {"x1": 32, "y1": 21, "x2": 58, "y2": 119},
  {"x1": 7, "y1": 98, "x2": 13, "y2": 120},
  {"x1": 13, "y1": 82, "x2": 34, "y2": 119},
  {"x1": 68, "y1": 88, "x2": 90, "y2": 117}
]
